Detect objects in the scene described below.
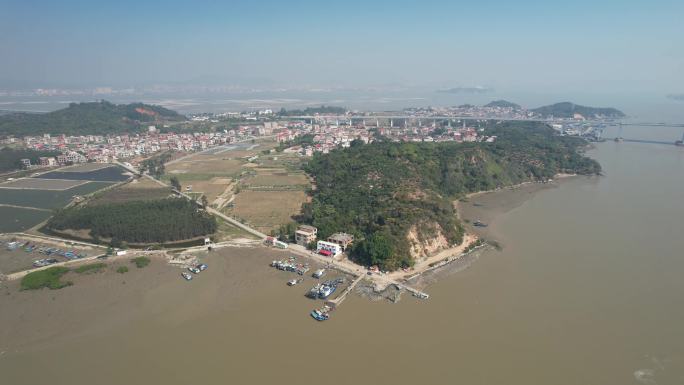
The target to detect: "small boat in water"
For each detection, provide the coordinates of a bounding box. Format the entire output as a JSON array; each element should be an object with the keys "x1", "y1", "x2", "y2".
[
  {"x1": 310, "y1": 305, "x2": 332, "y2": 321},
  {"x1": 287, "y1": 278, "x2": 302, "y2": 286},
  {"x1": 181, "y1": 272, "x2": 193, "y2": 281},
  {"x1": 312, "y1": 269, "x2": 325, "y2": 278},
  {"x1": 473, "y1": 220, "x2": 488, "y2": 227}
]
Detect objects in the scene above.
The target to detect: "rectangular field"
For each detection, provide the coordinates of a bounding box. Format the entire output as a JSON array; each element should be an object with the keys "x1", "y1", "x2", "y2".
[
  {"x1": 89, "y1": 178, "x2": 173, "y2": 205},
  {"x1": 0, "y1": 178, "x2": 88, "y2": 191},
  {"x1": 37, "y1": 166, "x2": 130, "y2": 182},
  {"x1": 166, "y1": 156, "x2": 245, "y2": 179},
  {"x1": 244, "y1": 172, "x2": 308, "y2": 189},
  {"x1": 0, "y1": 206, "x2": 52, "y2": 233},
  {"x1": 0, "y1": 181, "x2": 114, "y2": 210},
  {"x1": 59, "y1": 163, "x2": 113, "y2": 172},
  {"x1": 229, "y1": 190, "x2": 307, "y2": 233}
]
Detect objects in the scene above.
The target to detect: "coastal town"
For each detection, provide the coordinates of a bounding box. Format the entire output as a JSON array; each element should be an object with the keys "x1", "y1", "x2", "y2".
[{"x1": 1, "y1": 101, "x2": 627, "y2": 171}]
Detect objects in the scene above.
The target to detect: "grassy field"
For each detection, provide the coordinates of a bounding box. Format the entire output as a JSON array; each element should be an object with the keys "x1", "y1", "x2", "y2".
[
  {"x1": 229, "y1": 190, "x2": 307, "y2": 233},
  {"x1": 74, "y1": 262, "x2": 107, "y2": 274},
  {"x1": 159, "y1": 138, "x2": 310, "y2": 234},
  {"x1": 172, "y1": 177, "x2": 234, "y2": 203},
  {"x1": 243, "y1": 172, "x2": 308, "y2": 190},
  {"x1": 166, "y1": 156, "x2": 244, "y2": 178},
  {"x1": 89, "y1": 178, "x2": 172, "y2": 205},
  {"x1": 131, "y1": 256, "x2": 150, "y2": 268},
  {"x1": 213, "y1": 217, "x2": 257, "y2": 241},
  {"x1": 20, "y1": 266, "x2": 72, "y2": 290}
]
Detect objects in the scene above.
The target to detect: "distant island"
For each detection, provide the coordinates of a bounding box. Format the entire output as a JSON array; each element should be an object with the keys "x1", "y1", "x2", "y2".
[
  {"x1": 437, "y1": 86, "x2": 493, "y2": 94},
  {"x1": 666, "y1": 94, "x2": 684, "y2": 101},
  {"x1": 484, "y1": 100, "x2": 521, "y2": 109},
  {"x1": 298, "y1": 121, "x2": 601, "y2": 270},
  {"x1": 0, "y1": 100, "x2": 186, "y2": 136},
  {"x1": 532, "y1": 102, "x2": 625, "y2": 119}
]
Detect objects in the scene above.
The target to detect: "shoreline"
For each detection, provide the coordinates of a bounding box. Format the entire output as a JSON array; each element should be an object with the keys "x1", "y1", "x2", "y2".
[{"x1": 384, "y1": 173, "x2": 579, "y2": 284}]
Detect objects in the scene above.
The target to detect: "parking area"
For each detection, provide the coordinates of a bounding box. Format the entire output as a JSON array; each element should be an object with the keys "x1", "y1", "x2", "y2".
[{"x1": 0, "y1": 235, "x2": 105, "y2": 275}]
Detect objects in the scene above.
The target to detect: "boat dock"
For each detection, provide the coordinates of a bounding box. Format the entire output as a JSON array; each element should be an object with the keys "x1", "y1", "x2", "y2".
[{"x1": 326, "y1": 274, "x2": 364, "y2": 308}]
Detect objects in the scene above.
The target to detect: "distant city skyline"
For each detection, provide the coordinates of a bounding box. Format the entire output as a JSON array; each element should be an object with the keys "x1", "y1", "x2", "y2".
[{"x1": 1, "y1": 0, "x2": 683, "y2": 95}]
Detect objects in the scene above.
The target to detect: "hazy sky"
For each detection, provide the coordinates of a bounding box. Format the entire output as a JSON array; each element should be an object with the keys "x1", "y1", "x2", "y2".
[{"x1": 2, "y1": 0, "x2": 683, "y2": 93}]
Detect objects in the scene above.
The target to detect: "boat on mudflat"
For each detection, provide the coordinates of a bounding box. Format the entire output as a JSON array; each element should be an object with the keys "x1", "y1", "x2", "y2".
[
  {"x1": 318, "y1": 283, "x2": 336, "y2": 299},
  {"x1": 310, "y1": 305, "x2": 332, "y2": 321}
]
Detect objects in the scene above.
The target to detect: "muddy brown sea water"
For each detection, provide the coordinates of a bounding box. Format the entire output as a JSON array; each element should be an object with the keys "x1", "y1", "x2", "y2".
[{"x1": 1, "y1": 141, "x2": 684, "y2": 385}]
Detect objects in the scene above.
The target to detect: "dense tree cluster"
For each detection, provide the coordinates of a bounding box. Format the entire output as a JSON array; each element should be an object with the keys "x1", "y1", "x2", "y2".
[
  {"x1": 46, "y1": 198, "x2": 217, "y2": 244},
  {"x1": 0, "y1": 101, "x2": 186, "y2": 136},
  {"x1": 300, "y1": 122, "x2": 601, "y2": 270},
  {"x1": 276, "y1": 133, "x2": 315, "y2": 152},
  {"x1": 0, "y1": 147, "x2": 62, "y2": 172},
  {"x1": 141, "y1": 151, "x2": 175, "y2": 177},
  {"x1": 531, "y1": 102, "x2": 625, "y2": 118}
]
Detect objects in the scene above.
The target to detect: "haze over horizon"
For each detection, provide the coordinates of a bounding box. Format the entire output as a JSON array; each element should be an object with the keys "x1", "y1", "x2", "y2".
[{"x1": 2, "y1": 0, "x2": 683, "y2": 96}]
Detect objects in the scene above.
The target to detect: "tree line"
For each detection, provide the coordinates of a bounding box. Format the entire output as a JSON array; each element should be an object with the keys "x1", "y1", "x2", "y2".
[
  {"x1": 46, "y1": 198, "x2": 217, "y2": 244},
  {"x1": 0, "y1": 147, "x2": 62, "y2": 172}
]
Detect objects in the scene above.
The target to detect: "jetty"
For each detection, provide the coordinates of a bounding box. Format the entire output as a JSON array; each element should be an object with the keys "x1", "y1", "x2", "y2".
[{"x1": 326, "y1": 274, "x2": 364, "y2": 308}]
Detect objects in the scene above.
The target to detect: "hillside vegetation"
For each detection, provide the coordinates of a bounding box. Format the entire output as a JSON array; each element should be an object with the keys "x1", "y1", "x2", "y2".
[
  {"x1": 0, "y1": 147, "x2": 61, "y2": 172},
  {"x1": 300, "y1": 122, "x2": 600, "y2": 270},
  {"x1": 485, "y1": 100, "x2": 521, "y2": 109},
  {"x1": 532, "y1": 102, "x2": 625, "y2": 119},
  {"x1": 46, "y1": 198, "x2": 216, "y2": 244},
  {"x1": 0, "y1": 101, "x2": 186, "y2": 136}
]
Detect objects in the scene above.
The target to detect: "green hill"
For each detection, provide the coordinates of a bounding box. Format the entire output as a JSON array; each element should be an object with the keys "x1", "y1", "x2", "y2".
[
  {"x1": 0, "y1": 101, "x2": 186, "y2": 136},
  {"x1": 484, "y1": 100, "x2": 521, "y2": 109},
  {"x1": 532, "y1": 102, "x2": 625, "y2": 119},
  {"x1": 299, "y1": 121, "x2": 601, "y2": 270}
]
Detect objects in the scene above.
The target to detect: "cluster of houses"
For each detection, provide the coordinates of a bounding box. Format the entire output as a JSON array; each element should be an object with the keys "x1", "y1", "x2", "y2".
[
  {"x1": 5, "y1": 129, "x2": 261, "y2": 167},
  {"x1": 292, "y1": 225, "x2": 354, "y2": 258}
]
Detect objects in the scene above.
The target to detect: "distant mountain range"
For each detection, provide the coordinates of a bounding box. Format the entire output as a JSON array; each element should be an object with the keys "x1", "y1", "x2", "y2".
[
  {"x1": 667, "y1": 94, "x2": 684, "y2": 101},
  {"x1": 531, "y1": 102, "x2": 625, "y2": 119},
  {"x1": 0, "y1": 101, "x2": 186, "y2": 136},
  {"x1": 437, "y1": 86, "x2": 493, "y2": 94}
]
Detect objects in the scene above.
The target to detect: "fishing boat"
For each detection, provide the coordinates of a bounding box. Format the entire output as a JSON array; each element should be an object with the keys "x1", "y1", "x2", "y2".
[
  {"x1": 473, "y1": 220, "x2": 488, "y2": 227},
  {"x1": 181, "y1": 272, "x2": 193, "y2": 281},
  {"x1": 287, "y1": 278, "x2": 302, "y2": 286},
  {"x1": 318, "y1": 283, "x2": 336, "y2": 299},
  {"x1": 310, "y1": 305, "x2": 331, "y2": 321},
  {"x1": 306, "y1": 283, "x2": 322, "y2": 298},
  {"x1": 312, "y1": 269, "x2": 325, "y2": 278}
]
